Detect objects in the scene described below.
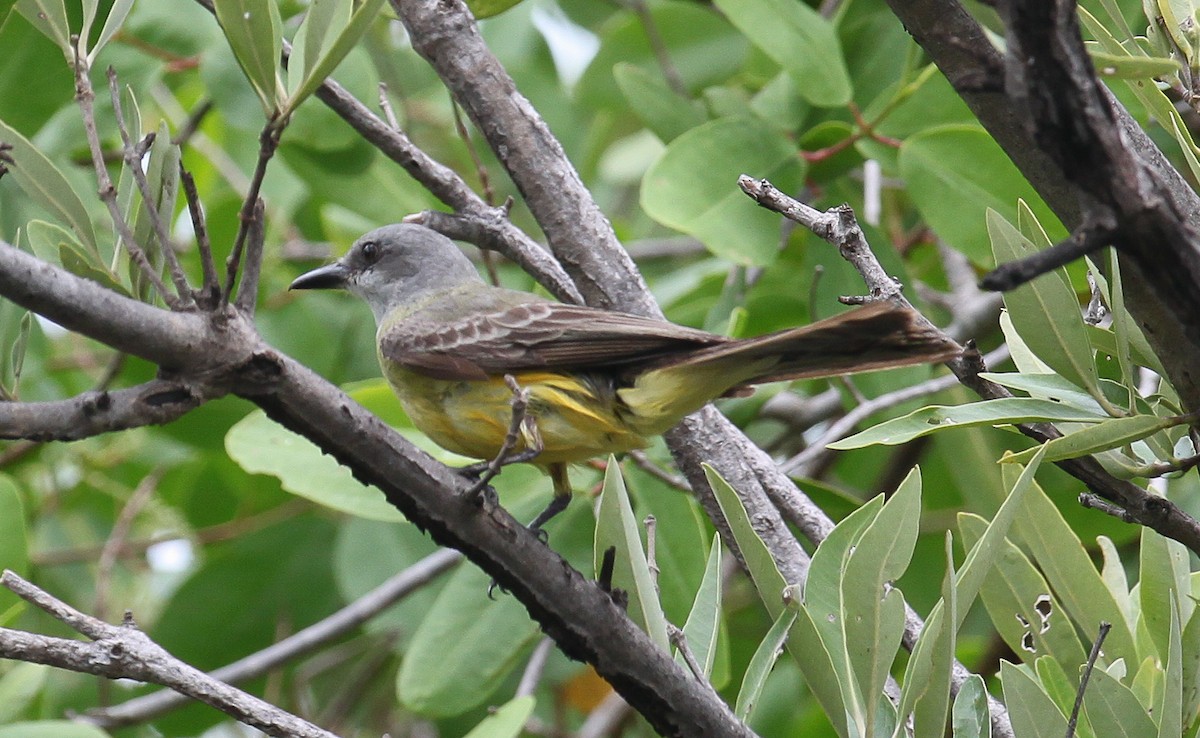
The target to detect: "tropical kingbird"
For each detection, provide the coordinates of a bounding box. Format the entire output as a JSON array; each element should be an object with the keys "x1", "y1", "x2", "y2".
[{"x1": 291, "y1": 224, "x2": 960, "y2": 528}]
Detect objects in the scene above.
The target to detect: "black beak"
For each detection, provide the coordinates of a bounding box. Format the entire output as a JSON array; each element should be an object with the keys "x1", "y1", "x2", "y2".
[{"x1": 290, "y1": 262, "x2": 349, "y2": 291}]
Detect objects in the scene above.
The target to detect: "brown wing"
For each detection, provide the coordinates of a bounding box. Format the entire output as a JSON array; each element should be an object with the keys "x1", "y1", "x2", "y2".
[{"x1": 380, "y1": 301, "x2": 728, "y2": 381}]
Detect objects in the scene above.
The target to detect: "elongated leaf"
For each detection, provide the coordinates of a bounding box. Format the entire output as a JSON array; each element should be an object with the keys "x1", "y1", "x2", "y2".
[
  {"x1": 959, "y1": 515, "x2": 1087, "y2": 666},
  {"x1": 89, "y1": 0, "x2": 135, "y2": 61},
  {"x1": 828, "y1": 398, "x2": 1108, "y2": 449},
  {"x1": 704, "y1": 465, "x2": 789, "y2": 615},
  {"x1": 1082, "y1": 668, "x2": 1157, "y2": 738},
  {"x1": 213, "y1": 0, "x2": 283, "y2": 113},
  {"x1": 679, "y1": 536, "x2": 722, "y2": 678},
  {"x1": 1001, "y1": 413, "x2": 1179, "y2": 465},
  {"x1": 0, "y1": 121, "x2": 98, "y2": 253},
  {"x1": 951, "y1": 675, "x2": 990, "y2": 738},
  {"x1": 843, "y1": 468, "x2": 921, "y2": 736},
  {"x1": 0, "y1": 476, "x2": 27, "y2": 617},
  {"x1": 909, "y1": 534, "x2": 956, "y2": 738},
  {"x1": 594, "y1": 459, "x2": 669, "y2": 650},
  {"x1": 1159, "y1": 599, "x2": 1183, "y2": 738},
  {"x1": 1089, "y1": 49, "x2": 1180, "y2": 78},
  {"x1": 956, "y1": 445, "x2": 1043, "y2": 631},
  {"x1": 284, "y1": 0, "x2": 385, "y2": 115},
  {"x1": 1140, "y1": 528, "x2": 1190, "y2": 661},
  {"x1": 0, "y1": 663, "x2": 47, "y2": 724},
  {"x1": 1000, "y1": 662, "x2": 1068, "y2": 738},
  {"x1": 1010, "y1": 470, "x2": 1137, "y2": 664},
  {"x1": 735, "y1": 608, "x2": 796, "y2": 722},
  {"x1": 712, "y1": 0, "x2": 851, "y2": 107},
  {"x1": 979, "y1": 372, "x2": 1105, "y2": 413},
  {"x1": 226, "y1": 409, "x2": 405, "y2": 522},
  {"x1": 14, "y1": 0, "x2": 68, "y2": 53},
  {"x1": 614, "y1": 62, "x2": 706, "y2": 143},
  {"x1": 462, "y1": 695, "x2": 535, "y2": 738},
  {"x1": 398, "y1": 564, "x2": 541, "y2": 717},
  {"x1": 988, "y1": 209, "x2": 1105, "y2": 405},
  {"x1": 641, "y1": 117, "x2": 805, "y2": 266}
]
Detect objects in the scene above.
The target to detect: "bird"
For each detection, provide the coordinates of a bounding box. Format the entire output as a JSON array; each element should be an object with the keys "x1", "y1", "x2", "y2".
[{"x1": 290, "y1": 223, "x2": 961, "y2": 530}]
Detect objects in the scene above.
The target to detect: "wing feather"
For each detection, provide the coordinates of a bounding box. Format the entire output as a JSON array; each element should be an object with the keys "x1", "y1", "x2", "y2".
[{"x1": 381, "y1": 301, "x2": 727, "y2": 381}]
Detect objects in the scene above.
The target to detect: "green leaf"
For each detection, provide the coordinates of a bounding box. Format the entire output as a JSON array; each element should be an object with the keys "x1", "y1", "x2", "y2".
[
  {"x1": 988, "y1": 210, "x2": 1109, "y2": 407},
  {"x1": 956, "y1": 445, "x2": 1043, "y2": 631},
  {"x1": 225, "y1": 409, "x2": 405, "y2": 522},
  {"x1": 614, "y1": 62, "x2": 706, "y2": 142},
  {"x1": 828, "y1": 398, "x2": 1108, "y2": 449},
  {"x1": 712, "y1": 0, "x2": 852, "y2": 107},
  {"x1": 951, "y1": 675, "x2": 990, "y2": 738},
  {"x1": 0, "y1": 120, "x2": 98, "y2": 254},
  {"x1": 679, "y1": 536, "x2": 722, "y2": 678},
  {"x1": 213, "y1": 0, "x2": 283, "y2": 114},
  {"x1": 89, "y1": 0, "x2": 135, "y2": 62},
  {"x1": 1009, "y1": 469, "x2": 1137, "y2": 665},
  {"x1": 14, "y1": 0, "x2": 68, "y2": 53},
  {"x1": 959, "y1": 515, "x2": 1087, "y2": 666},
  {"x1": 284, "y1": 0, "x2": 385, "y2": 116},
  {"x1": 1001, "y1": 413, "x2": 1180, "y2": 466},
  {"x1": 464, "y1": 0, "x2": 523, "y2": 19},
  {"x1": 843, "y1": 468, "x2": 921, "y2": 735},
  {"x1": 462, "y1": 695, "x2": 535, "y2": 738},
  {"x1": 908, "y1": 533, "x2": 956, "y2": 738},
  {"x1": 1089, "y1": 49, "x2": 1181, "y2": 78},
  {"x1": 900, "y1": 125, "x2": 1064, "y2": 264},
  {"x1": 1082, "y1": 668, "x2": 1158, "y2": 738},
  {"x1": 0, "y1": 663, "x2": 47, "y2": 723},
  {"x1": 0, "y1": 475, "x2": 27, "y2": 620},
  {"x1": 1140, "y1": 528, "x2": 1191, "y2": 661},
  {"x1": 0, "y1": 722, "x2": 110, "y2": 738},
  {"x1": 736, "y1": 608, "x2": 797, "y2": 722},
  {"x1": 398, "y1": 563, "x2": 541, "y2": 717},
  {"x1": 9, "y1": 311, "x2": 29, "y2": 392},
  {"x1": 594, "y1": 458, "x2": 670, "y2": 650},
  {"x1": 641, "y1": 117, "x2": 805, "y2": 266},
  {"x1": 1000, "y1": 662, "x2": 1069, "y2": 738},
  {"x1": 1159, "y1": 599, "x2": 1183, "y2": 738},
  {"x1": 703, "y1": 464, "x2": 789, "y2": 615}
]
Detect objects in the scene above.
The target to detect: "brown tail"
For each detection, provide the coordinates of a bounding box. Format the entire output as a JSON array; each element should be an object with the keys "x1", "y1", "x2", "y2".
[{"x1": 665, "y1": 302, "x2": 961, "y2": 390}]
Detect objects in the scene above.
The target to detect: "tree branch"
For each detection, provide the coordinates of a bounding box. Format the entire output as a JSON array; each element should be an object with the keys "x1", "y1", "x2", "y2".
[
  {"x1": 0, "y1": 571, "x2": 336, "y2": 738},
  {"x1": 0, "y1": 242, "x2": 752, "y2": 738},
  {"x1": 86, "y1": 548, "x2": 462, "y2": 728}
]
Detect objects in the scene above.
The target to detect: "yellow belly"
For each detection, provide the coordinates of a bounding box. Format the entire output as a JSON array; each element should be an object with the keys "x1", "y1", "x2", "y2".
[{"x1": 383, "y1": 366, "x2": 649, "y2": 465}]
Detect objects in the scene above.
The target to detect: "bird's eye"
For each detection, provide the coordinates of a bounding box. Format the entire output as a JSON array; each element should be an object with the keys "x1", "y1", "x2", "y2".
[{"x1": 361, "y1": 241, "x2": 379, "y2": 262}]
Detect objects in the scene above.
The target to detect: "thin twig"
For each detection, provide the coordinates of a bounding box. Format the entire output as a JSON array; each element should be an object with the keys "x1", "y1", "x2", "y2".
[
  {"x1": 71, "y1": 38, "x2": 178, "y2": 309},
  {"x1": 644, "y1": 515, "x2": 660, "y2": 592},
  {"x1": 171, "y1": 98, "x2": 214, "y2": 148},
  {"x1": 627, "y1": 450, "x2": 692, "y2": 492},
  {"x1": 627, "y1": 0, "x2": 687, "y2": 95},
  {"x1": 781, "y1": 345, "x2": 1010, "y2": 475},
  {"x1": 179, "y1": 163, "x2": 220, "y2": 306},
  {"x1": 0, "y1": 572, "x2": 335, "y2": 738},
  {"x1": 84, "y1": 548, "x2": 461, "y2": 728},
  {"x1": 516, "y1": 637, "x2": 555, "y2": 699},
  {"x1": 223, "y1": 120, "x2": 282, "y2": 305},
  {"x1": 1066, "y1": 622, "x2": 1111, "y2": 738},
  {"x1": 93, "y1": 469, "x2": 162, "y2": 622},
  {"x1": 235, "y1": 198, "x2": 266, "y2": 314},
  {"x1": 107, "y1": 67, "x2": 194, "y2": 305}
]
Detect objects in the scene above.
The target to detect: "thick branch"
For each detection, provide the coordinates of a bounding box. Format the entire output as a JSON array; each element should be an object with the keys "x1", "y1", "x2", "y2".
[
  {"x1": 0, "y1": 572, "x2": 335, "y2": 738},
  {"x1": 883, "y1": 0, "x2": 1200, "y2": 411},
  {"x1": 0, "y1": 245, "x2": 751, "y2": 738},
  {"x1": 0, "y1": 378, "x2": 204, "y2": 441}
]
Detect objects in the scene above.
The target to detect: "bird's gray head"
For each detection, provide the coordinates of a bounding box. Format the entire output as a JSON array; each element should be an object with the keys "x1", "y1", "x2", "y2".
[{"x1": 289, "y1": 224, "x2": 483, "y2": 323}]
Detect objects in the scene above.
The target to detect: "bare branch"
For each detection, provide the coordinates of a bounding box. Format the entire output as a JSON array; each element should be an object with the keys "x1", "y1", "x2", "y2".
[
  {"x1": 235, "y1": 198, "x2": 266, "y2": 314},
  {"x1": 107, "y1": 66, "x2": 194, "y2": 304},
  {"x1": 0, "y1": 378, "x2": 205, "y2": 441},
  {"x1": 0, "y1": 572, "x2": 337, "y2": 738},
  {"x1": 180, "y1": 163, "x2": 221, "y2": 305},
  {"x1": 222, "y1": 122, "x2": 281, "y2": 306},
  {"x1": 87, "y1": 549, "x2": 462, "y2": 728},
  {"x1": 71, "y1": 39, "x2": 179, "y2": 310}
]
